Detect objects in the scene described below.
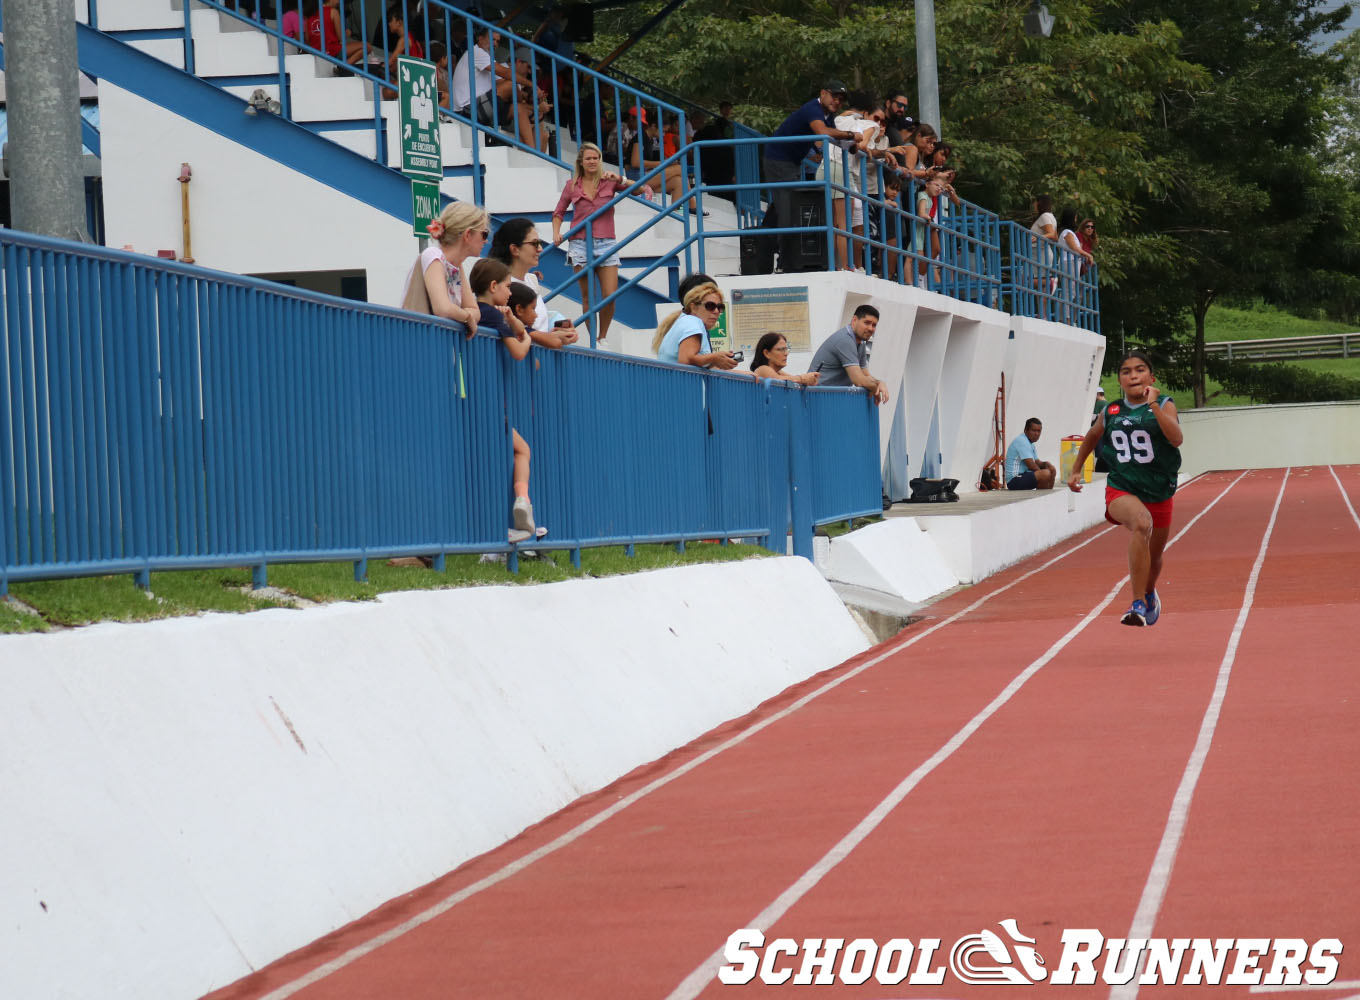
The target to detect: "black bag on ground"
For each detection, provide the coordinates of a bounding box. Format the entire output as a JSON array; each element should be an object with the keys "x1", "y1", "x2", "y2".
[{"x1": 908, "y1": 477, "x2": 960, "y2": 503}]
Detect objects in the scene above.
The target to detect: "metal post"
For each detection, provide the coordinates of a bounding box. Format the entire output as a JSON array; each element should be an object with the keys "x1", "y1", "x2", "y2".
[
  {"x1": 5, "y1": 0, "x2": 92, "y2": 241},
  {"x1": 915, "y1": 0, "x2": 941, "y2": 134}
]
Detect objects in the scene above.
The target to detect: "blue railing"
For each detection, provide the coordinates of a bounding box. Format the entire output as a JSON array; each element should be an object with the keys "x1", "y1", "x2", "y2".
[
  {"x1": 75, "y1": 3, "x2": 1098, "y2": 337},
  {"x1": 546, "y1": 135, "x2": 1009, "y2": 332},
  {"x1": 0, "y1": 229, "x2": 880, "y2": 591},
  {"x1": 1000, "y1": 222, "x2": 1101, "y2": 333},
  {"x1": 83, "y1": 0, "x2": 689, "y2": 214}
]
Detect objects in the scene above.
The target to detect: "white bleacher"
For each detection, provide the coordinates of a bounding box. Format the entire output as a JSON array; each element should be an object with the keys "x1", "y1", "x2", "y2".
[{"x1": 84, "y1": 0, "x2": 739, "y2": 346}]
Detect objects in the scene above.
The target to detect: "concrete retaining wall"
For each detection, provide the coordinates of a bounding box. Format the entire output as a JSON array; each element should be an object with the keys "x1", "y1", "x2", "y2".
[
  {"x1": 1179, "y1": 401, "x2": 1360, "y2": 477},
  {"x1": 0, "y1": 556, "x2": 868, "y2": 1000}
]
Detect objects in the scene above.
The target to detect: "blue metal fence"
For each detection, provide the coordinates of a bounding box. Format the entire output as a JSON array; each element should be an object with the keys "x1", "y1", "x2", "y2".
[
  {"x1": 73, "y1": 5, "x2": 1098, "y2": 338},
  {"x1": 1000, "y1": 221, "x2": 1101, "y2": 333},
  {"x1": 0, "y1": 229, "x2": 880, "y2": 591}
]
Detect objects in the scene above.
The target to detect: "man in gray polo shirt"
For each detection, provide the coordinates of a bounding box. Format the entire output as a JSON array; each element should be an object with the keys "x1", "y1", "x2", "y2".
[{"x1": 808, "y1": 304, "x2": 890, "y2": 404}]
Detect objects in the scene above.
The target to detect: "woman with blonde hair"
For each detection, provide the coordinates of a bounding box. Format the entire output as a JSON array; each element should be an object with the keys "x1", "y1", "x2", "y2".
[
  {"x1": 401, "y1": 202, "x2": 490, "y2": 330},
  {"x1": 652, "y1": 282, "x2": 737, "y2": 370},
  {"x1": 552, "y1": 142, "x2": 652, "y2": 345}
]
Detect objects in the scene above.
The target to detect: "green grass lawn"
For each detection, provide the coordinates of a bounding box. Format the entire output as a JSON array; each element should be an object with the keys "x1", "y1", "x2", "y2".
[
  {"x1": 1102, "y1": 300, "x2": 1360, "y2": 406},
  {"x1": 1202, "y1": 301, "x2": 1355, "y2": 342},
  {"x1": 1, "y1": 542, "x2": 772, "y2": 634}
]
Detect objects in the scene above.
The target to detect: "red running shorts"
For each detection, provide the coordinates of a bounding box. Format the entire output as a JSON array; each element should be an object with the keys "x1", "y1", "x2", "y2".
[{"x1": 1105, "y1": 486, "x2": 1175, "y2": 529}]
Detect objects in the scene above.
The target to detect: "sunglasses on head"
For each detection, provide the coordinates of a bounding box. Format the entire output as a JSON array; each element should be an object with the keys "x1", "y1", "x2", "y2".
[{"x1": 701, "y1": 301, "x2": 725, "y2": 313}]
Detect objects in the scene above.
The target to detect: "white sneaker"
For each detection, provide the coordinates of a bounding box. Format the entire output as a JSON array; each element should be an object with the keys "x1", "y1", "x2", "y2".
[
  {"x1": 508, "y1": 528, "x2": 533, "y2": 544},
  {"x1": 512, "y1": 496, "x2": 535, "y2": 533}
]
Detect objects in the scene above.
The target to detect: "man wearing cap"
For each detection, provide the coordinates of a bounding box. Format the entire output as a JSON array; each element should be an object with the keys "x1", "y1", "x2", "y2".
[{"x1": 762, "y1": 81, "x2": 859, "y2": 270}]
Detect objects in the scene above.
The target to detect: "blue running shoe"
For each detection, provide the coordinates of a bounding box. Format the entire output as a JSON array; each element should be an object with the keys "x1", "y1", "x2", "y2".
[
  {"x1": 1144, "y1": 589, "x2": 1161, "y2": 626},
  {"x1": 1121, "y1": 599, "x2": 1148, "y2": 627}
]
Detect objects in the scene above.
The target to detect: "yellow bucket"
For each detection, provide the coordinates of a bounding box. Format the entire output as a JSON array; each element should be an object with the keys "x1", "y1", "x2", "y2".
[{"x1": 1060, "y1": 435, "x2": 1094, "y2": 483}]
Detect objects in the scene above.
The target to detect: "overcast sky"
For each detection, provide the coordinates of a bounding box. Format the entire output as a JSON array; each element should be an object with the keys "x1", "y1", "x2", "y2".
[{"x1": 1316, "y1": 0, "x2": 1360, "y2": 46}]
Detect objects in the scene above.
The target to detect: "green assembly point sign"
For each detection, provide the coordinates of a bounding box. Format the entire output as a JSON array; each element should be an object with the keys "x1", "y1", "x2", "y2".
[
  {"x1": 411, "y1": 180, "x2": 441, "y2": 237},
  {"x1": 398, "y1": 56, "x2": 442, "y2": 180}
]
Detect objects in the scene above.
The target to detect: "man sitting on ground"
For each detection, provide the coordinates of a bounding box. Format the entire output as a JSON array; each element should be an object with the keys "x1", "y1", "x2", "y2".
[
  {"x1": 1005, "y1": 417, "x2": 1056, "y2": 490},
  {"x1": 808, "y1": 304, "x2": 890, "y2": 404}
]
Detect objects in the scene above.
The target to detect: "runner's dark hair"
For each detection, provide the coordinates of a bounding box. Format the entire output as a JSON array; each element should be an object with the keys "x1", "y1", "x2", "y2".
[{"x1": 1120, "y1": 348, "x2": 1154, "y2": 372}]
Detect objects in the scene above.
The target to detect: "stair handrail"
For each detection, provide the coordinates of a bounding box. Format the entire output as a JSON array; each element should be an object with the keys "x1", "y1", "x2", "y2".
[
  {"x1": 544, "y1": 134, "x2": 1012, "y2": 346},
  {"x1": 84, "y1": 0, "x2": 692, "y2": 215},
  {"x1": 605, "y1": 66, "x2": 765, "y2": 219}
]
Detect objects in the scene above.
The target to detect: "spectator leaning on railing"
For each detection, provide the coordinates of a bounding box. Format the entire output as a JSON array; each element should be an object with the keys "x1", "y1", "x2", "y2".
[
  {"x1": 400, "y1": 202, "x2": 489, "y2": 328},
  {"x1": 762, "y1": 80, "x2": 857, "y2": 269},
  {"x1": 489, "y1": 218, "x2": 578, "y2": 349},
  {"x1": 808, "y1": 304, "x2": 890, "y2": 404},
  {"x1": 469, "y1": 258, "x2": 539, "y2": 544},
  {"x1": 819, "y1": 88, "x2": 880, "y2": 273},
  {"x1": 914, "y1": 173, "x2": 948, "y2": 289},
  {"x1": 751, "y1": 333, "x2": 819, "y2": 385},
  {"x1": 1077, "y1": 217, "x2": 1099, "y2": 273},
  {"x1": 653, "y1": 283, "x2": 738, "y2": 371}
]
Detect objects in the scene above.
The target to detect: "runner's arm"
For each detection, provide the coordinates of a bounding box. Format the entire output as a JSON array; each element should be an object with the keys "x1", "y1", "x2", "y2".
[
  {"x1": 1148, "y1": 392, "x2": 1183, "y2": 447},
  {"x1": 1067, "y1": 414, "x2": 1104, "y2": 491}
]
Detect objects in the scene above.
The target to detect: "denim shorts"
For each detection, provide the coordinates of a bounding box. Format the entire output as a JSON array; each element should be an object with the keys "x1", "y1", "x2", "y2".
[{"x1": 567, "y1": 237, "x2": 621, "y2": 269}]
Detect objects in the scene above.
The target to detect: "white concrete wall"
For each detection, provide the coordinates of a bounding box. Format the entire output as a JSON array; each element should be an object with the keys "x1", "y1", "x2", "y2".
[
  {"x1": 0, "y1": 557, "x2": 868, "y2": 1000},
  {"x1": 691, "y1": 274, "x2": 1092, "y2": 490},
  {"x1": 98, "y1": 82, "x2": 419, "y2": 308},
  {"x1": 1178, "y1": 401, "x2": 1360, "y2": 476},
  {"x1": 919, "y1": 486, "x2": 1109, "y2": 584},
  {"x1": 1005, "y1": 315, "x2": 1106, "y2": 471}
]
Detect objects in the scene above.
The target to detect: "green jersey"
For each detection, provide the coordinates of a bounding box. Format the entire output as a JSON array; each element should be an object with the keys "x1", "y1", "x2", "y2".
[{"x1": 1098, "y1": 397, "x2": 1181, "y2": 502}]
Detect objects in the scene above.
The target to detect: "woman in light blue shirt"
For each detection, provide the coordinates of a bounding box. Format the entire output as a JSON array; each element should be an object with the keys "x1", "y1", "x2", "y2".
[{"x1": 652, "y1": 283, "x2": 738, "y2": 369}]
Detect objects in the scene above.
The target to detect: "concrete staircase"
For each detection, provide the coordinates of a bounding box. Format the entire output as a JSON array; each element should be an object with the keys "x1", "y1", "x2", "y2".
[{"x1": 79, "y1": 0, "x2": 741, "y2": 352}]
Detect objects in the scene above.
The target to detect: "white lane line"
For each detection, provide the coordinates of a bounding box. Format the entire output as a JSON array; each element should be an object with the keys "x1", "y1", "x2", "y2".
[
  {"x1": 665, "y1": 471, "x2": 1252, "y2": 1000},
  {"x1": 262, "y1": 475, "x2": 1238, "y2": 1000},
  {"x1": 259, "y1": 523, "x2": 1132, "y2": 1000},
  {"x1": 259, "y1": 472, "x2": 1232, "y2": 1000},
  {"x1": 1329, "y1": 465, "x2": 1360, "y2": 531},
  {"x1": 1108, "y1": 468, "x2": 1292, "y2": 1000},
  {"x1": 1251, "y1": 981, "x2": 1360, "y2": 994}
]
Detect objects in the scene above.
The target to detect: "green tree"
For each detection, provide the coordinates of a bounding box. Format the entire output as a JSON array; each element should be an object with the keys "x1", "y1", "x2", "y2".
[
  {"x1": 1097, "y1": 0, "x2": 1352, "y2": 404},
  {"x1": 1320, "y1": 28, "x2": 1360, "y2": 185},
  {"x1": 585, "y1": 0, "x2": 1357, "y2": 400}
]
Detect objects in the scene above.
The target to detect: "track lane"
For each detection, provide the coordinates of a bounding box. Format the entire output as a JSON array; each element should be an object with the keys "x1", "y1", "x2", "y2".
[
  {"x1": 1119, "y1": 466, "x2": 1360, "y2": 998},
  {"x1": 205, "y1": 471, "x2": 1269, "y2": 1000},
  {"x1": 668, "y1": 469, "x2": 1289, "y2": 999}
]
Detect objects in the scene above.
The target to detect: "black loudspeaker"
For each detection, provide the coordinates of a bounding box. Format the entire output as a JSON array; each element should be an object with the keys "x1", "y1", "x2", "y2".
[
  {"x1": 779, "y1": 188, "x2": 828, "y2": 272},
  {"x1": 741, "y1": 234, "x2": 774, "y2": 275},
  {"x1": 563, "y1": 4, "x2": 594, "y2": 42}
]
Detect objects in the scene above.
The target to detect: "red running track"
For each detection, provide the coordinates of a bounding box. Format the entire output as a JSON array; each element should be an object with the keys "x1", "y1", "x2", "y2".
[{"x1": 207, "y1": 466, "x2": 1360, "y2": 1000}]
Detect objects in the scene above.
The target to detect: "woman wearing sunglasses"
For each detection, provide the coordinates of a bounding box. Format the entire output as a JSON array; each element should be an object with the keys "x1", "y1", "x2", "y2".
[
  {"x1": 400, "y1": 202, "x2": 489, "y2": 330},
  {"x1": 652, "y1": 283, "x2": 738, "y2": 370},
  {"x1": 751, "y1": 332, "x2": 819, "y2": 385},
  {"x1": 1077, "y1": 218, "x2": 1099, "y2": 274},
  {"x1": 489, "y1": 218, "x2": 578, "y2": 348}
]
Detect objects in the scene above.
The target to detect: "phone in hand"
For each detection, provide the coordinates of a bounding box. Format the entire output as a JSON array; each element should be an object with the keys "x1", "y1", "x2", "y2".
[
  {"x1": 554, "y1": 319, "x2": 574, "y2": 329},
  {"x1": 730, "y1": 350, "x2": 745, "y2": 363}
]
